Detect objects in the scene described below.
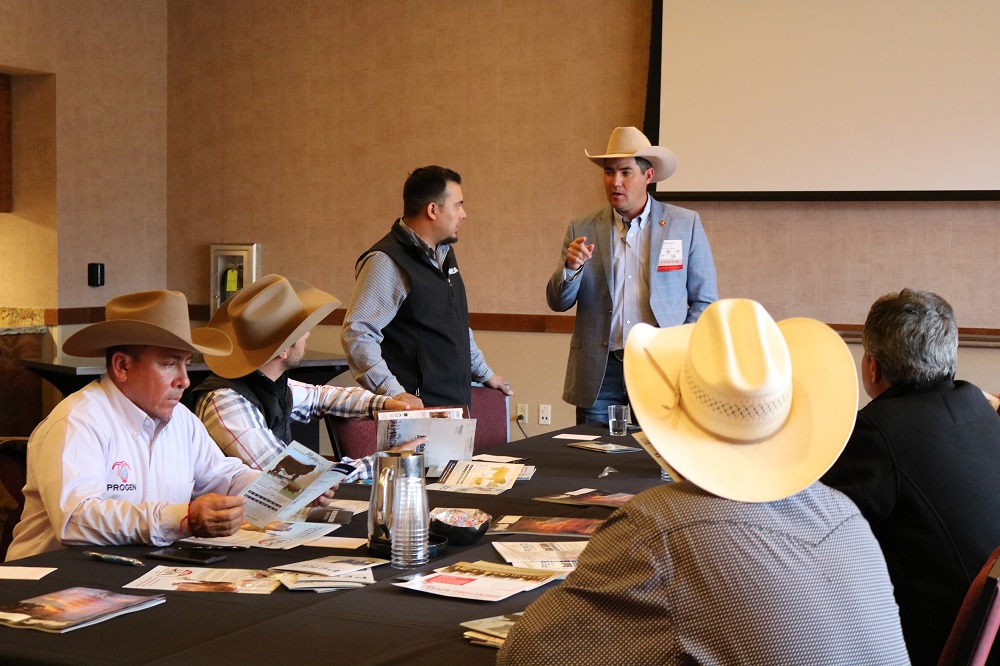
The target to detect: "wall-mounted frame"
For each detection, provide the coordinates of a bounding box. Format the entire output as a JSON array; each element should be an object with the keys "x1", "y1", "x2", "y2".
[{"x1": 210, "y1": 243, "x2": 261, "y2": 314}]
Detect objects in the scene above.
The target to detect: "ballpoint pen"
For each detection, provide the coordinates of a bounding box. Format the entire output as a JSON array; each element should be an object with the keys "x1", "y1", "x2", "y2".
[{"x1": 84, "y1": 551, "x2": 145, "y2": 567}]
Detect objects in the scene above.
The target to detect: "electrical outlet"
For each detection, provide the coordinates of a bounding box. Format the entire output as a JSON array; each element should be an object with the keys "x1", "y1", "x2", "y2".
[
  {"x1": 516, "y1": 403, "x2": 529, "y2": 422},
  {"x1": 539, "y1": 404, "x2": 551, "y2": 426}
]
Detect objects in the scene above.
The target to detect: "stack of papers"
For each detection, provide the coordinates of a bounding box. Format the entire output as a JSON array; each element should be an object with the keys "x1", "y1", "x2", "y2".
[
  {"x1": 460, "y1": 612, "x2": 524, "y2": 649},
  {"x1": 492, "y1": 541, "x2": 587, "y2": 571},
  {"x1": 268, "y1": 555, "x2": 387, "y2": 592},
  {"x1": 0, "y1": 587, "x2": 164, "y2": 633},
  {"x1": 565, "y1": 441, "x2": 642, "y2": 453},
  {"x1": 427, "y1": 460, "x2": 524, "y2": 495},
  {"x1": 182, "y1": 520, "x2": 338, "y2": 549},
  {"x1": 394, "y1": 561, "x2": 559, "y2": 602}
]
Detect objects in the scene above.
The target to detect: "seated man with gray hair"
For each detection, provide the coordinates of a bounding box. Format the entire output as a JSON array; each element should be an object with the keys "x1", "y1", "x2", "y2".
[{"x1": 823, "y1": 288, "x2": 1000, "y2": 664}]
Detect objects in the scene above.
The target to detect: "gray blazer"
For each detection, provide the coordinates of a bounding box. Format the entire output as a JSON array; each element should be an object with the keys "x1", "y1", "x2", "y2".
[{"x1": 547, "y1": 198, "x2": 718, "y2": 407}]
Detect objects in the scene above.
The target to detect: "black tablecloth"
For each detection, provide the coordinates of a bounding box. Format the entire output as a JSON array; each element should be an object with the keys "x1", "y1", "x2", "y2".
[{"x1": 0, "y1": 424, "x2": 663, "y2": 665}]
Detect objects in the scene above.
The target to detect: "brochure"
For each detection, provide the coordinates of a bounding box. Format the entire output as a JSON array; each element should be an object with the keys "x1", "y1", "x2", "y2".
[
  {"x1": 239, "y1": 441, "x2": 357, "y2": 527},
  {"x1": 565, "y1": 441, "x2": 642, "y2": 453},
  {"x1": 489, "y1": 515, "x2": 604, "y2": 538},
  {"x1": 0, "y1": 587, "x2": 165, "y2": 633},
  {"x1": 393, "y1": 561, "x2": 559, "y2": 602},
  {"x1": 533, "y1": 488, "x2": 634, "y2": 508},
  {"x1": 272, "y1": 568, "x2": 375, "y2": 592},
  {"x1": 376, "y1": 406, "x2": 466, "y2": 421},
  {"x1": 460, "y1": 612, "x2": 524, "y2": 649},
  {"x1": 426, "y1": 460, "x2": 524, "y2": 495},
  {"x1": 492, "y1": 541, "x2": 588, "y2": 563},
  {"x1": 180, "y1": 520, "x2": 337, "y2": 549},
  {"x1": 269, "y1": 555, "x2": 387, "y2": 578},
  {"x1": 124, "y1": 566, "x2": 280, "y2": 594},
  {"x1": 378, "y1": 416, "x2": 476, "y2": 475}
]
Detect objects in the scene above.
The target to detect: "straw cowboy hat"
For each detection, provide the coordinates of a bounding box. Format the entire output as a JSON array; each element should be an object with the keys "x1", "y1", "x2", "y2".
[
  {"x1": 62, "y1": 290, "x2": 233, "y2": 358},
  {"x1": 586, "y1": 126, "x2": 678, "y2": 182},
  {"x1": 624, "y1": 298, "x2": 858, "y2": 503},
  {"x1": 206, "y1": 274, "x2": 340, "y2": 379}
]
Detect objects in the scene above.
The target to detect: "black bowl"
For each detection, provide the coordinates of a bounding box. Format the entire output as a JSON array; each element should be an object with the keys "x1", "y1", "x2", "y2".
[{"x1": 429, "y1": 517, "x2": 490, "y2": 546}]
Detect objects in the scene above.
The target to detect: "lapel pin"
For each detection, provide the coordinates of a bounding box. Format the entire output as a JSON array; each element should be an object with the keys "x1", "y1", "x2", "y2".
[{"x1": 659, "y1": 220, "x2": 665, "y2": 226}]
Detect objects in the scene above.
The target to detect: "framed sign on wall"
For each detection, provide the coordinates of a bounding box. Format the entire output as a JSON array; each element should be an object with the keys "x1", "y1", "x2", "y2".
[{"x1": 210, "y1": 243, "x2": 261, "y2": 314}]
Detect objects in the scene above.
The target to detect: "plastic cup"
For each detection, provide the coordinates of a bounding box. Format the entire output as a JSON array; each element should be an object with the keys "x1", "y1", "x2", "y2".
[{"x1": 608, "y1": 404, "x2": 630, "y2": 437}]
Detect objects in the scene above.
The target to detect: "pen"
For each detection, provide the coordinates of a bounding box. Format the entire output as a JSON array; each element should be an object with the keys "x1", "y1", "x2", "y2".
[{"x1": 84, "y1": 551, "x2": 145, "y2": 567}]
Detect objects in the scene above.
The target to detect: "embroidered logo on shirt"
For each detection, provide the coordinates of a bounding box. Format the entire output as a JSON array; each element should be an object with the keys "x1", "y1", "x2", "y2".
[{"x1": 109, "y1": 461, "x2": 137, "y2": 492}]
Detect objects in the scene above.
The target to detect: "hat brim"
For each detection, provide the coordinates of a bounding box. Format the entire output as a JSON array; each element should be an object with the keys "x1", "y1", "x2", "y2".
[
  {"x1": 205, "y1": 281, "x2": 340, "y2": 379},
  {"x1": 624, "y1": 318, "x2": 858, "y2": 502},
  {"x1": 585, "y1": 146, "x2": 678, "y2": 182},
  {"x1": 62, "y1": 320, "x2": 233, "y2": 358}
]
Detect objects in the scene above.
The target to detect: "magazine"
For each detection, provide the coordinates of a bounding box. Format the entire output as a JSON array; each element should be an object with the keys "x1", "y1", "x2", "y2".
[
  {"x1": 239, "y1": 441, "x2": 357, "y2": 527},
  {"x1": 376, "y1": 406, "x2": 466, "y2": 421},
  {"x1": 489, "y1": 515, "x2": 604, "y2": 538},
  {"x1": 0, "y1": 587, "x2": 165, "y2": 634},
  {"x1": 393, "y1": 561, "x2": 559, "y2": 602},
  {"x1": 565, "y1": 441, "x2": 642, "y2": 453},
  {"x1": 426, "y1": 460, "x2": 524, "y2": 495},
  {"x1": 378, "y1": 417, "x2": 476, "y2": 475},
  {"x1": 533, "y1": 488, "x2": 634, "y2": 508},
  {"x1": 460, "y1": 612, "x2": 524, "y2": 649},
  {"x1": 124, "y1": 566, "x2": 280, "y2": 594}
]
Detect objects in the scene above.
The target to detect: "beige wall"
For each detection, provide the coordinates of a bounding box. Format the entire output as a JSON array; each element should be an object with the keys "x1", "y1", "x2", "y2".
[{"x1": 0, "y1": 0, "x2": 167, "y2": 310}]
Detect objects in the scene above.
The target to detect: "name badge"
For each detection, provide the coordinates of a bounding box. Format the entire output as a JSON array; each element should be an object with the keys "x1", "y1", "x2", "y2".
[
  {"x1": 448, "y1": 267, "x2": 459, "y2": 275},
  {"x1": 657, "y1": 240, "x2": 683, "y2": 272}
]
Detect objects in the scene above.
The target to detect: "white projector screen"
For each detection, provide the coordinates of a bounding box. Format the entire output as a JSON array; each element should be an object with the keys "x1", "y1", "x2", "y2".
[{"x1": 658, "y1": 1, "x2": 1000, "y2": 194}]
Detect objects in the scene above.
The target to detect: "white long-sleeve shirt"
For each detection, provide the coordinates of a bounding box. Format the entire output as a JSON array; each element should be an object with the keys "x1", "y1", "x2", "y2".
[{"x1": 6, "y1": 375, "x2": 259, "y2": 561}]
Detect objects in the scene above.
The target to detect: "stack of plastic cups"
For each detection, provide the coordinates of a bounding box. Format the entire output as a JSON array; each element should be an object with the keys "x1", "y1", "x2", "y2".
[{"x1": 390, "y1": 467, "x2": 430, "y2": 569}]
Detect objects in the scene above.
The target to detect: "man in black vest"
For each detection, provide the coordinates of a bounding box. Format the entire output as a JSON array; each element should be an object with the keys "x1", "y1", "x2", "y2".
[
  {"x1": 822, "y1": 288, "x2": 1000, "y2": 664},
  {"x1": 192, "y1": 274, "x2": 416, "y2": 479},
  {"x1": 341, "y1": 165, "x2": 511, "y2": 408}
]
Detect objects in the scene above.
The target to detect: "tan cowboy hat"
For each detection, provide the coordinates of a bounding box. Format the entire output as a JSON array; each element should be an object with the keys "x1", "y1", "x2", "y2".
[
  {"x1": 585, "y1": 126, "x2": 678, "y2": 182},
  {"x1": 206, "y1": 274, "x2": 340, "y2": 379},
  {"x1": 624, "y1": 299, "x2": 858, "y2": 502},
  {"x1": 62, "y1": 290, "x2": 233, "y2": 358}
]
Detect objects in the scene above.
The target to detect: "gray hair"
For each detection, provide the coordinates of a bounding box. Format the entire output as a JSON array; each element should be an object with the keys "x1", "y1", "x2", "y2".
[{"x1": 862, "y1": 288, "x2": 957, "y2": 386}]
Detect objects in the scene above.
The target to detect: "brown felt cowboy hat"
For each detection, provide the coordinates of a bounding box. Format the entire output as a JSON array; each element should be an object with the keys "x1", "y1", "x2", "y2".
[
  {"x1": 585, "y1": 126, "x2": 678, "y2": 182},
  {"x1": 624, "y1": 299, "x2": 858, "y2": 503},
  {"x1": 62, "y1": 290, "x2": 233, "y2": 358},
  {"x1": 206, "y1": 274, "x2": 340, "y2": 379}
]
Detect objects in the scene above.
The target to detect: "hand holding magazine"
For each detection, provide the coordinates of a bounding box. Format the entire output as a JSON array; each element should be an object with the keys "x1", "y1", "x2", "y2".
[{"x1": 239, "y1": 441, "x2": 357, "y2": 528}]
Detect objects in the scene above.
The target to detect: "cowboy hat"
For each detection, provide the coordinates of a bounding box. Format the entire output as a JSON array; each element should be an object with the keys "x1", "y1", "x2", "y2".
[
  {"x1": 62, "y1": 290, "x2": 233, "y2": 358},
  {"x1": 585, "y1": 126, "x2": 678, "y2": 182},
  {"x1": 623, "y1": 299, "x2": 858, "y2": 503},
  {"x1": 206, "y1": 274, "x2": 340, "y2": 379}
]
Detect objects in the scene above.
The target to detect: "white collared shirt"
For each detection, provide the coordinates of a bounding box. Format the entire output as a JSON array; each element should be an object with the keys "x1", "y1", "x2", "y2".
[
  {"x1": 610, "y1": 195, "x2": 655, "y2": 351},
  {"x1": 6, "y1": 375, "x2": 259, "y2": 561}
]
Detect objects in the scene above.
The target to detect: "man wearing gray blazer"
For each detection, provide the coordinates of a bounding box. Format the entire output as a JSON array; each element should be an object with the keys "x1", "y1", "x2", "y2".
[{"x1": 547, "y1": 127, "x2": 718, "y2": 424}]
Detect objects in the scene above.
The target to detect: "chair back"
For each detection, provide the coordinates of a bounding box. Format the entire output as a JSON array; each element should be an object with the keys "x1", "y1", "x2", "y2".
[
  {"x1": 939, "y1": 544, "x2": 1000, "y2": 666},
  {"x1": 0, "y1": 437, "x2": 28, "y2": 560},
  {"x1": 323, "y1": 416, "x2": 377, "y2": 461},
  {"x1": 469, "y1": 384, "x2": 509, "y2": 450}
]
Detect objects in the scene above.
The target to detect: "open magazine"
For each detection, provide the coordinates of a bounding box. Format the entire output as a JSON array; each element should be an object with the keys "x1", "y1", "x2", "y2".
[
  {"x1": 0, "y1": 587, "x2": 164, "y2": 633},
  {"x1": 239, "y1": 441, "x2": 357, "y2": 527},
  {"x1": 377, "y1": 411, "x2": 475, "y2": 475},
  {"x1": 533, "y1": 488, "x2": 635, "y2": 508},
  {"x1": 489, "y1": 515, "x2": 604, "y2": 538},
  {"x1": 394, "y1": 561, "x2": 560, "y2": 602}
]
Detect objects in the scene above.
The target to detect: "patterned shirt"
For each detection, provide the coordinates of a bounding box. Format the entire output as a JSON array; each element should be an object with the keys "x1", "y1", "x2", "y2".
[
  {"x1": 341, "y1": 219, "x2": 493, "y2": 397},
  {"x1": 498, "y1": 481, "x2": 910, "y2": 665},
  {"x1": 194, "y1": 379, "x2": 387, "y2": 482}
]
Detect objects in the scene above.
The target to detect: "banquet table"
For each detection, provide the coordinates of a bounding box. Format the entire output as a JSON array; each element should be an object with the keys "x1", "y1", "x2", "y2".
[{"x1": 0, "y1": 423, "x2": 665, "y2": 665}]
